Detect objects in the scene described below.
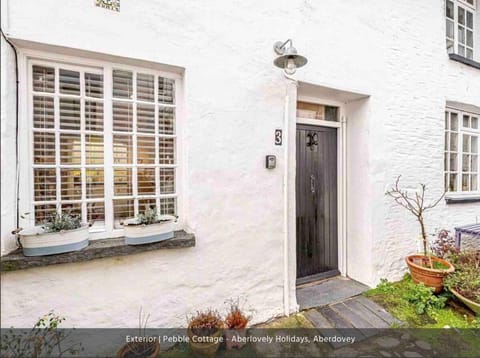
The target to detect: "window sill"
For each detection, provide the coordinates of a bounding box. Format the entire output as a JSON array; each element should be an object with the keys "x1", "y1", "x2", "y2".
[
  {"x1": 0, "y1": 230, "x2": 195, "y2": 272},
  {"x1": 448, "y1": 53, "x2": 480, "y2": 70},
  {"x1": 445, "y1": 194, "x2": 480, "y2": 204}
]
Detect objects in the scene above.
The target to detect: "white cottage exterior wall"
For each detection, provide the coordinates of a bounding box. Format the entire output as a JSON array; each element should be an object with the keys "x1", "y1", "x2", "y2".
[{"x1": 1, "y1": 0, "x2": 479, "y2": 328}]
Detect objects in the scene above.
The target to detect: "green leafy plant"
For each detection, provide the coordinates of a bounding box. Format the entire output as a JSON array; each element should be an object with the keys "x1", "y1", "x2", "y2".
[
  {"x1": 42, "y1": 212, "x2": 82, "y2": 233},
  {"x1": 0, "y1": 311, "x2": 83, "y2": 358},
  {"x1": 445, "y1": 250, "x2": 480, "y2": 304},
  {"x1": 136, "y1": 206, "x2": 160, "y2": 225},
  {"x1": 404, "y1": 282, "x2": 447, "y2": 314}
]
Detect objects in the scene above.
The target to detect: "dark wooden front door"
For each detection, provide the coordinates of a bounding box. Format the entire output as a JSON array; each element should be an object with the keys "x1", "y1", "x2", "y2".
[{"x1": 296, "y1": 125, "x2": 338, "y2": 282}]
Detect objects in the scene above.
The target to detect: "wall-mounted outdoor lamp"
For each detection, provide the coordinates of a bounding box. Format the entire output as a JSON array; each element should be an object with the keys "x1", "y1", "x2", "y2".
[{"x1": 273, "y1": 39, "x2": 308, "y2": 75}]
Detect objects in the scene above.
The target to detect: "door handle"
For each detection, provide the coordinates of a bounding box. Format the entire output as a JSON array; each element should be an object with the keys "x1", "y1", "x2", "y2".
[{"x1": 310, "y1": 174, "x2": 316, "y2": 194}]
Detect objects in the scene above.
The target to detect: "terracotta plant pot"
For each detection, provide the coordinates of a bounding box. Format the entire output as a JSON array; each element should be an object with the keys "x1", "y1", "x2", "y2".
[
  {"x1": 224, "y1": 328, "x2": 247, "y2": 350},
  {"x1": 117, "y1": 341, "x2": 160, "y2": 358},
  {"x1": 406, "y1": 254, "x2": 454, "y2": 293},
  {"x1": 188, "y1": 326, "x2": 223, "y2": 358},
  {"x1": 450, "y1": 288, "x2": 480, "y2": 316}
]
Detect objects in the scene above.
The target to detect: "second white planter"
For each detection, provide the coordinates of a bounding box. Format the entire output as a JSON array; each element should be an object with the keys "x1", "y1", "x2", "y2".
[{"x1": 123, "y1": 215, "x2": 176, "y2": 245}]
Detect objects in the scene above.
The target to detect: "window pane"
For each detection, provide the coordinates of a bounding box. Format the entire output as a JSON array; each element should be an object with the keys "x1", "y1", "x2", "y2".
[
  {"x1": 158, "y1": 77, "x2": 175, "y2": 104},
  {"x1": 59, "y1": 69, "x2": 80, "y2": 95},
  {"x1": 159, "y1": 197, "x2": 176, "y2": 215},
  {"x1": 159, "y1": 138, "x2": 175, "y2": 164},
  {"x1": 472, "y1": 136, "x2": 478, "y2": 153},
  {"x1": 34, "y1": 204, "x2": 57, "y2": 225},
  {"x1": 446, "y1": 39, "x2": 454, "y2": 53},
  {"x1": 462, "y1": 174, "x2": 469, "y2": 191},
  {"x1": 466, "y1": 48, "x2": 473, "y2": 60},
  {"x1": 87, "y1": 202, "x2": 105, "y2": 226},
  {"x1": 450, "y1": 153, "x2": 458, "y2": 171},
  {"x1": 113, "y1": 135, "x2": 133, "y2": 164},
  {"x1": 458, "y1": 26, "x2": 465, "y2": 44},
  {"x1": 446, "y1": 19, "x2": 454, "y2": 38},
  {"x1": 137, "y1": 104, "x2": 155, "y2": 133},
  {"x1": 34, "y1": 132, "x2": 56, "y2": 164},
  {"x1": 33, "y1": 96, "x2": 54, "y2": 129},
  {"x1": 85, "y1": 73, "x2": 104, "y2": 98},
  {"x1": 449, "y1": 174, "x2": 457, "y2": 191},
  {"x1": 463, "y1": 154, "x2": 470, "y2": 172},
  {"x1": 60, "y1": 98, "x2": 81, "y2": 130},
  {"x1": 472, "y1": 117, "x2": 478, "y2": 129},
  {"x1": 85, "y1": 134, "x2": 104, "y2": 165},
  {"x1": 471, "y1": 175, "x2": 478, "y2": 191},
  {"x1": 446, "y1": 0, "x2": 454, "y2": 19},
  {"x1": 114, "y1": 168, "x2": 132, "y2": 195},
  {"x1": 138, "y1": 198, "x2": 157, "y2": 214},
  {"x1": 85, "y1": 101, "x2": 104, "y2": 131},
  {"x1": 463, "y1": 115, "x2": 470, "y2": 127},
  {"x1": 61, "y1": 169, "x2": 82, "y2": 200},
  {"x1": 160, "y1": 168, "x2": 175, "y2": 194},
  {"x1": 113, "y1": 70, "x2": 133, "y2": 99},
  {"x1": 471, "y1": 155, "x2": 478, "y2": 171},
  {"x1": 466, "y1": 11, "x2": 473, "y2": 29},
  {"x1": 113, "y1": 101, "x2": 133, "y2": 132},
  {"x1": 158, "y1": 106, "x2": 175, "y2": 134},
  {"x1": 32, "y1": 65, "x2": 54, "y2": 93},
  {"x1": 60, "y1": 133, "x2": 81, "y2": 164},
  {"x1": 137, "y1": 136, "x2": 155, "y2": 164},
  {"x1": 137, "y1": 168, "x2": 156, "y2": 195},
  {"x1": 458, "y1": 7, "x2": 465, "y2": 25},
  {"x1": 114, "y1": 199, "x2": 134, "y2": 227},
  {"x1": 466, "y1": 30, "x2": 473, "y2": 47},
  {"x1": 450, "y1": 133, "x2": 458, "y2": 151},
  {"x1": 34, "y1": 168, "x2": 57, "y2": 201},
  {"x1": 137, "y1": 73, "x2": 154, "y2": 102},
  {"x1": 451, "y1": 113, "x2": 458, "y2": 130},
  {"x1": 458, "y1": 44, "x2": 466, "y2": 56},
  {"x1": 61, "y1": 202, "x2": 82, "y2": 218},
  {"x1": 86, "y1": 168, "x2": 104, "y2": 198},
  {"x1": 463, "y1": 134, "x2": 470, "y2": 152}
]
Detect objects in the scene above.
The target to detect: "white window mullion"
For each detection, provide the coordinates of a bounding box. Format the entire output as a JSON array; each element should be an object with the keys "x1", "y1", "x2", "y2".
[
  {"x1": 80, "y1": 70, "x2": 87, "y2": 223},
  {"x1": 132, "y1": 71, "x2": 139, "y2": 216},
  {"x1": 54, "y1": 66, "x2": 61, "y2": 215},
  {"x1": 103, "y1": 65, "x2": 114, "y2": 233},
  {"x1": 154, "y1": 74, "x2": 160, "y2": 214}
]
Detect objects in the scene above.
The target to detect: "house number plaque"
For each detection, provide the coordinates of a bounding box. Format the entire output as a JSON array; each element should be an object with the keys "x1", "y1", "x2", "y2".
[{"x1": 275, "y1": 129, "x2": 283, "y2": 146}]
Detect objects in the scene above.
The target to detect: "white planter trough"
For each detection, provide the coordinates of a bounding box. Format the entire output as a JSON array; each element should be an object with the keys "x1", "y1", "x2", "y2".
[
  {"x1": 19, "y1": 224, "x2": 89, "y2": 257},
  {"x1": 124, "y1": 215, "x2": 176, "y2": 245}
]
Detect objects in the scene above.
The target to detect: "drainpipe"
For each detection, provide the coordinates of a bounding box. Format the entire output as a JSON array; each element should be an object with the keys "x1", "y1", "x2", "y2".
[{"x1": 283, "y1": 74, "x2": 297, "y2": 316}]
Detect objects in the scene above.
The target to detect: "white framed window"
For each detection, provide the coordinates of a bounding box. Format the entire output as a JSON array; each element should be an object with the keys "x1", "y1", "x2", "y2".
[
  {"x1": 446, "y1": 0, "x2": 476, "y2": 59},
  {"x1": 27, "y1": 58, "x2": 180, "y2": 237},
  {"x1": 445, "y1": 109, "x2": 479, "y2": 194}
]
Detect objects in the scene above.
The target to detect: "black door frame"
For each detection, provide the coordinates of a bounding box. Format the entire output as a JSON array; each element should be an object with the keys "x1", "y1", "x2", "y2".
[{"x1": 295, "y1": 123, "x2": 341, "y2": 286}]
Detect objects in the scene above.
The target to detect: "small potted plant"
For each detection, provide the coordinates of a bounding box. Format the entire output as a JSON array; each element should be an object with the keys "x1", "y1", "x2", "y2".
[
  {"x1": 224, "y1": 299, "x2": 252, "y2": 350},
  {"x1": 187, "y1": 309, "x2": 224, "y2": 358},
  {"x1": 117, "y1": 309, "x2": 160, "y2": 358},
  {"x1": 386, "y1": 176, "x2": 454, "y2": 293},
  {"x1": 445, "y1": 250, "x2": 480, "y2": 315},
  {"x1": 123, "y1": 205, "x2": 176, "y2": 245},
  {"x1": 16, "y1": 212, "x2": 89, "y2": 256}
]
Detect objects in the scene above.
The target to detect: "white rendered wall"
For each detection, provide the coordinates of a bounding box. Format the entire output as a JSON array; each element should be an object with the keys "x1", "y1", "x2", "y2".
[{"x1": 1, "y1": 0, "x2": 479, "y2": 328}]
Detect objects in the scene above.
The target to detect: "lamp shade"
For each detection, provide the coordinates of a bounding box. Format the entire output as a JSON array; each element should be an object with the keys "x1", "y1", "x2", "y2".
[{"x1": 273, "y1": 46, "x2": 308, "y2": 70}]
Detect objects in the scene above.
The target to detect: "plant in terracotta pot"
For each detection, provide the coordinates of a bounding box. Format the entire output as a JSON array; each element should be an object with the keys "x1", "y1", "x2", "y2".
[
  {"x1": 444, "y1": 250, "x2": 480, "y2": 315},
  {"x1": 117, "y1": 309, "x2": 160, "y2": 358},
  {"x1": 386, "y1": 176, "x2": 454, "y2": 293},
  {"x1": 187, "y1": 309, "x2": 224, "y2": 358},
  {"x1": 223, "y1": 299, "x2": 252, "y2": 350}
]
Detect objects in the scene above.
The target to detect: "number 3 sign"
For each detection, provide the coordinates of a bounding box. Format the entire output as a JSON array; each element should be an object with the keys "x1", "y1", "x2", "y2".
[{"x1": 275, "y1": 129, "x2": 283, "y2": 146}]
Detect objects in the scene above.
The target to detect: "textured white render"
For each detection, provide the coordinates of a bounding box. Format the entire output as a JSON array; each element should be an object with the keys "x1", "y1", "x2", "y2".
[{"x1": 1, "y1": 0, "x2": 479, "y2": 328}]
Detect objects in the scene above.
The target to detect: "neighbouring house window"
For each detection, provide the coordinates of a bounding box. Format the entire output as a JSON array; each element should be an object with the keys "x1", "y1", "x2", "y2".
[
  {"x1": 446, "y1": 0, "x2": 476, "y2": 59},
  {"x1": 445, "y1": 109, "x2": 479, "y2": 193},
  {"x1": 30, "y1": 61, "x2": 178, "y2": 235}
]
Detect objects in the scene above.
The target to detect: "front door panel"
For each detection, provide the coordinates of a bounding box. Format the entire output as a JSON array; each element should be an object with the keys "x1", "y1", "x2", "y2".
[{"x1": 296, "y1": 125, "x2": 338, "y2": 280}]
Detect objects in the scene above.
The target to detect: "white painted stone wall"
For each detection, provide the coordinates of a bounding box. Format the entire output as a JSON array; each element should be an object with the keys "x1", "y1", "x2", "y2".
[{"x1": 1, "y1": 0, "x2": 479, "y2": 328}]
